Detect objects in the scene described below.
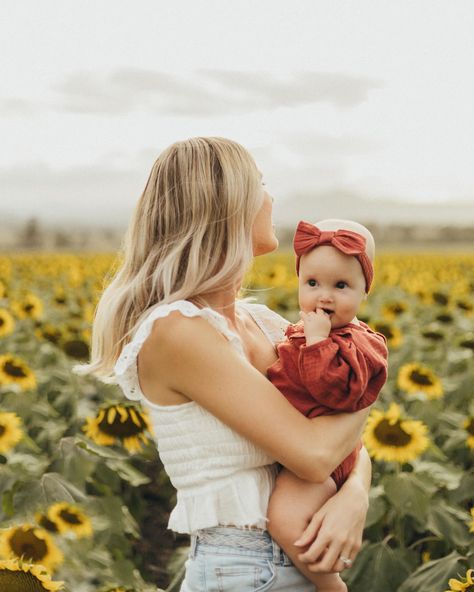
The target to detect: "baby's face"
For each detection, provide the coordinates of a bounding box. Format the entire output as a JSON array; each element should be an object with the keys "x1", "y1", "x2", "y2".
[{"x1": 298, "y1": 245, "x2": 367, "y2": 329}]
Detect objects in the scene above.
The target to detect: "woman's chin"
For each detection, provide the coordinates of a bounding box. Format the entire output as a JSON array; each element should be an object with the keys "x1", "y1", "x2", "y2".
[{"x1": 253, "y1": 235, "x2": 279, "y2": 257}]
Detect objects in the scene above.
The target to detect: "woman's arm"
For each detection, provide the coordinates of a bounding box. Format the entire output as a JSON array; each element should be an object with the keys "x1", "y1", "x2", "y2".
[
  {"x1": 140, "y1": 313, "x2": 369, "y2": 482},
  {"x1": 295, "y1": 446, "x2": 372, "y2": 572}
]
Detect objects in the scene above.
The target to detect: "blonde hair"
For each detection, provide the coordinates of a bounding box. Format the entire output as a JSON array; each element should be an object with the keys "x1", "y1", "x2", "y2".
[{"x1": 75, "y1": 137, "x2": 263, "y2": 382}]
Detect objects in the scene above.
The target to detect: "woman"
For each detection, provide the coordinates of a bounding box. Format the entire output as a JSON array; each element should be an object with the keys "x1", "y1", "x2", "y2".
[{"x1": 76, "y1": 137, "x2": 371, "y2": 591}]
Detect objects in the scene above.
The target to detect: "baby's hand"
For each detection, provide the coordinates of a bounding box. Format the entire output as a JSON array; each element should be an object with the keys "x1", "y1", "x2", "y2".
[{"x1": 300, "y1": 309, "x2": 331, "y2": 346}]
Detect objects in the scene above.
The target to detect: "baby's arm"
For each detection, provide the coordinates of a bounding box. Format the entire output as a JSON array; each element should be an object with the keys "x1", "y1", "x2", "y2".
[
  {"x1": 267, "y1": 469, "x2": 347, "y2": 592},
  {"x1": 299, "y1": 318, "x2": 387, "y2": 412}
]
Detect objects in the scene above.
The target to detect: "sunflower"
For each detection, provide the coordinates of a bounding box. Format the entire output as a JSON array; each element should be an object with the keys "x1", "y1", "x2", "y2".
[
  {"x1": 35, "y1": 324, "x2": 64, "y2": 346},
  {"x1": 381, "y1": 301, "x2": 408, "y2": 319},
  {"x1": 0, "y1": 354, "x2": 37, "y2": 391},
  {"x1": 0, "y1": 525, "x2": 63, "y2": 572},
  {"x1": 0, "y1": 412, "x2": 23, "y2": 453},
  {"x1": 456, "y1": 298, "x2": 473, "y2": 315},
  {"x1": 52, "y1": 289, "x2": 68, "y2": 307},
  {"x1": 62, "y1": 338, "x2": 90, "y2": 360},
  {"x1": 363, "y1": 402, "x2": 429, "y2": 463},
  {"x1": 458, "y1": 335, "x2": 474, "y2": 352},
  {"x1": 463, "y1": 417, "x2": 474, "y2": 450},
  {"x1": 432, "y1": 291, "x2": 450, "y2": 306},
  {"x1": 46, "y1": 503, "x2": 92, "y2": 538},
  {"x1": 0, "y1": 309, "x2": 15, "y2": 338},
  {"x1": 34, "y1": 513, "x2": 59, "y2": 534},
  {"x1": 436, "y1": 311, "x2": 454, "y2": 324},
  {"x1": 83, "y1": 404, "x2": 153, "y2": 453},
  {"x1": 445, "y1": 568, "x2": 474, "y2": 592},
  {"x1": 421, "y1": 328, "x2": 445, "y2": 342},
  {"x1": 10, "y1": 294, "x2": 43, "y2": 320},
  {"x1": 397, "y1": 362, "x2": 443, "y2": 399},
  {"x1": 469, "y1": 508, "x2": 474, "y2": 534},
  {"x1": 0, "y1": 558, "x2": 64, "y2": 591},
  {"x1": 370, "y1": 321, "x2": 403, "y2": 348}
]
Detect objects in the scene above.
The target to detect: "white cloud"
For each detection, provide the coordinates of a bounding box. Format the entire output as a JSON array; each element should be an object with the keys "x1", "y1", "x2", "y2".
[{"x1": 50, "y1": 69, "x2": 381, "y2": 116}]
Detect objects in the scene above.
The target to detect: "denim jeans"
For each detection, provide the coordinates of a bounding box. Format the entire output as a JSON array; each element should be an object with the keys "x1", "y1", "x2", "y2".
[{"x1": 179, "y1": 526, "x2": 313, "y2": 592}]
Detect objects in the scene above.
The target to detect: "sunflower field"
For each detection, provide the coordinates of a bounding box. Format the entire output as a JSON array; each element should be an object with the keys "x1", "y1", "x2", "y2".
[{"x1": 0, "y1": 250, "x2": 473, "y2": 592}]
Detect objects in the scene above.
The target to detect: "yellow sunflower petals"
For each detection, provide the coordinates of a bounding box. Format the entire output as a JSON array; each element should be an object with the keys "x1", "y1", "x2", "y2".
[
  {"x1": 117, "y1": 405, "x2": 128, "y2": 422},
  {"x1": 128, "y1": 407, "x2": 142, "y2": 427},
  {"x1": 107, "y1": 407, "x2": 117, "y2": 424}
]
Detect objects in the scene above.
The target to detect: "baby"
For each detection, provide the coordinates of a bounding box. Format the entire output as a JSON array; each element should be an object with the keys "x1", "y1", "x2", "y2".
[{"x1": 267, "y1": 219, "x2": 388, "y2": 592}]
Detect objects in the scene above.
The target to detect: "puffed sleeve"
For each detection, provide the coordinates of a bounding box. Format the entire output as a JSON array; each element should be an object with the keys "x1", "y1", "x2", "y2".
[{"x1": 297, "y1": 330, "x2": 387, "y2": 412}]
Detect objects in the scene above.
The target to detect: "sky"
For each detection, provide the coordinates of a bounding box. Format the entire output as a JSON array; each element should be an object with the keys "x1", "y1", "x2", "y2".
[{"x1": 1, "y1": 0, "x2": 473, "y2": 227}]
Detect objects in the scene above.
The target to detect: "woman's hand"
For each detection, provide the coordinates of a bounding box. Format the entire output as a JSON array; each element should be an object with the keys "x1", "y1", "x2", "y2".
[{"x1": 294, "y1": 448, "x2": 371, "y2": 573}]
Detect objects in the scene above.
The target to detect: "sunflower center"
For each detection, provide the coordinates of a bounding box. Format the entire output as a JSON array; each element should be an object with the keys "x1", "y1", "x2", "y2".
[
  {"x1": 436, "y1": 313, "x2": 453, "y2": 323},
  {"x1": 0, "y1": 425, "x2": 5, "y2": 437},
  {"x1": 98, "y1": 408, "x2": 146, "y2": 438},
  {"x1": 422, "y1": 330, "x2": 444, "y2": 341},
  {"x1": 0, "y1": 570, "x2": 48, "y2": 592},
  {"x1": 374, "y1": 323, "x2": 394, "y2": 340},
  {"x1": 0, "y1": 318, "x2": 4, "y2": 327},
  {"x1": 59, "y1": 509, "x2": 82, "y2": 525},
  {"x1": 4, "y1": 361, "x2": 27, "y2": 378},
  {"x1": 432, "y1": 292, "x2": 449, "y2": 305},
  {"x1": 23, "y1": 304, "x2": 35, "y2": 313},
  {"x1": 38, "y1": 515, "x2": 59, "y2": 533},
  {"x1": 409, "y1": 370, "x2": 433, "y2": 386},
  {"x1": 10, "y1": 528, "x2": 48, "y2": 562},
  {"x1": 373, "y1": 419, "x2": 412, "y2": 447},
  {"x1": 62, "y1": 340, "x2": 90, "y2": 360},
  {"x1": 467, "y1": 419, "x2": 474, "y2": 436},
  {"x1": 460, "y1": 339, "x2": 474, "y2": 351}
]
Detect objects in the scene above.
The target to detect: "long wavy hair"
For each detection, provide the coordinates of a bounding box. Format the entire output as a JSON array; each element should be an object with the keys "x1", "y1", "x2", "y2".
[{"x1": 74, "y1": 137, "x2": 263, "y2": 382}]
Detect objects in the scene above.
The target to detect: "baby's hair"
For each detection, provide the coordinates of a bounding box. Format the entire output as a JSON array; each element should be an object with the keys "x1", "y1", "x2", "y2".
[{"x1": 313, "y1": 219, "x2": 375, "y2": 262}]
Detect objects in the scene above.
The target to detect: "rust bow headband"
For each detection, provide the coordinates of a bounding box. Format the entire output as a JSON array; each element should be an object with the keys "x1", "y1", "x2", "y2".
[{"x1": 293, "y1": 220, "x2": 373, "y2": 292}]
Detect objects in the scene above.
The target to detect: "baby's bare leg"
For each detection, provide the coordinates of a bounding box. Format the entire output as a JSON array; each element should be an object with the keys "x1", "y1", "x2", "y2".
[{"x1": 267, "y1": 468, "x2": 347, "y2": 592}]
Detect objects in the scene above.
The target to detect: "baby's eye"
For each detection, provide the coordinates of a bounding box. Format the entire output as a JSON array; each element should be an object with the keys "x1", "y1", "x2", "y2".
[
  {"x1": 336, "y1": 281, "x2": 348, "y2": 289},
  {"x1": 308, "y1": 279, "x2": 317, "y2": 287}
]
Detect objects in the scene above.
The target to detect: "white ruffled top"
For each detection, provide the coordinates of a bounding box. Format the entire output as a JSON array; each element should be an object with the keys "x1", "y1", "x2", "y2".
[{"x1": 113, "y1": 299, "x2": 289, "y2": 534}]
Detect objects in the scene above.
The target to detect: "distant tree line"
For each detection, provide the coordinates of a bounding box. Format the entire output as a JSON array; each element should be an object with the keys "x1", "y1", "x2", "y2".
[{"x1": 2, "y1": 217, "x2": 474, "y2": 252}]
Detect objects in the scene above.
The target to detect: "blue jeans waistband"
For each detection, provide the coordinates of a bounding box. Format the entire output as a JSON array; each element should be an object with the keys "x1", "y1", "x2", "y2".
[{"x1": 190, "y1": 526, "x2": 293, "y2": 567}]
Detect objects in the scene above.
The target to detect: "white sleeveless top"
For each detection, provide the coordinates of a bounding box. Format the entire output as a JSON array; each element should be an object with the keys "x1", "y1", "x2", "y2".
[{"x1": 113, "y1": 299, "x2": 289, "y2": 534}]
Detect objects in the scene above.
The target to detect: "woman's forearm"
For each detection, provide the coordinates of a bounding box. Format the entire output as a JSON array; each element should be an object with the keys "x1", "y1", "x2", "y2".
[{"x1": 306, "y1": 409, "x2": 370, "y2": 482}]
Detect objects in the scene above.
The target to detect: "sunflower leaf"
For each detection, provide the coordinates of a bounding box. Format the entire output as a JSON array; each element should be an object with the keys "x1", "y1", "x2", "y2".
[
  {"x1": 40, "y1": 472, "x2": 86, "y2": 503},
  {"x1": 343, "y1": 542, "x2": 415, "y2": 592},
  {"x1": 365, "y1": 486, "x2": 388, "y2": 528},
  {"x1": 414, "y1": 460, "x2": 463, "y2": 490},
  {"x1": 75, "y1": 434, "x2": 129, "y2": 459},
  {"x1": 397, "y1": 551, "x2": 466, "y2": 592},
  {"x1": 382, "y1": 473, "x2": 433, "y2": 521},
  {"x1": 106, "y1": 459, "x2": 151, "y2": 486},
  {"x1": 427, "y1": 501, "x2": 472, "y2": 548}
]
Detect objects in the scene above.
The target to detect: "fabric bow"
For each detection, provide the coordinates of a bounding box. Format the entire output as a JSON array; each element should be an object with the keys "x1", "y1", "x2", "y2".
[{"x1": 293, "y1": 221, "x2": 373, "y2": 291}]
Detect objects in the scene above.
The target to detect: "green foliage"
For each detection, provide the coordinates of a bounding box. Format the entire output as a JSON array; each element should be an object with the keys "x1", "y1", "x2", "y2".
[{"x1": 1, "y1": 251, "x2": 473, "y2": 591}]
